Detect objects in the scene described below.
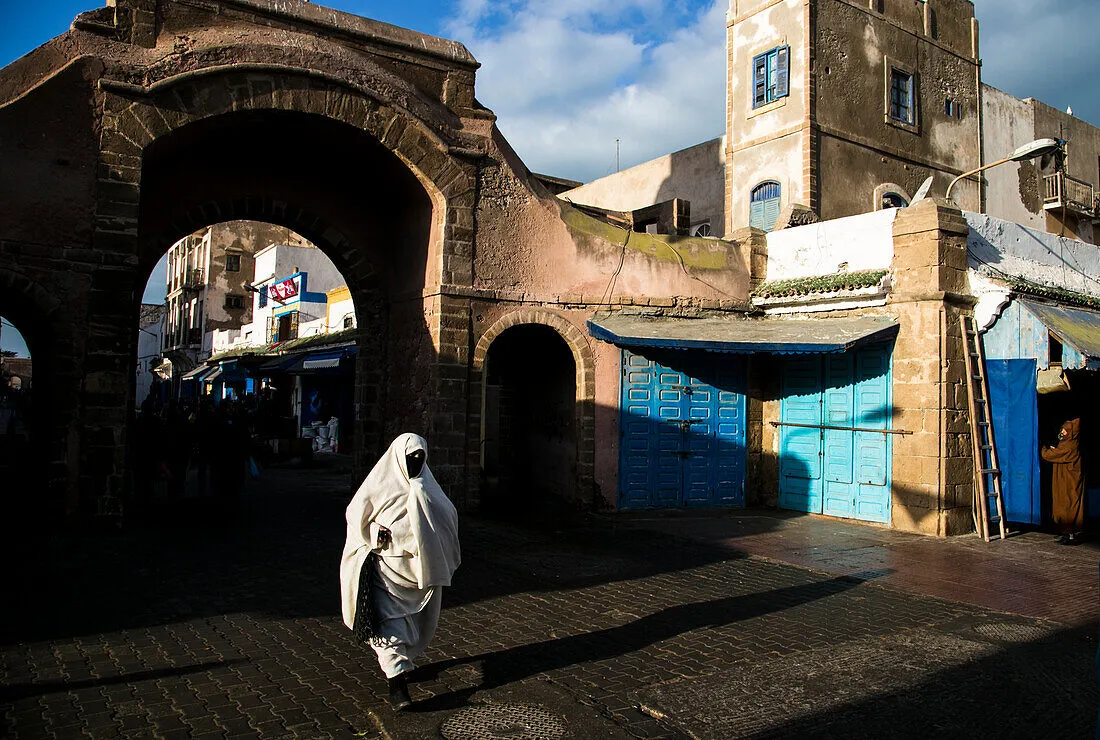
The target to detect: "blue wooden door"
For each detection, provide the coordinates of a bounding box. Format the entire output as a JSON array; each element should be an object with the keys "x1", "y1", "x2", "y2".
[
  {"x1": 779, "y1": 356, "x2": 824, "y2": 513},
  {"x1": 779, "y1": 345, "x2": 892, "y2": 522},
  {"x1": 853, "y1": 348, "x2": 891, "y2": 522},
  {"x1": 619, "y1": 349, "x2": 746, "y2": 509}
]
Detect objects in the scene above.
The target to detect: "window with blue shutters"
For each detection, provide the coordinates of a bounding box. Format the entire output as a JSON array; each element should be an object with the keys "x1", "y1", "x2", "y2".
[
  {"x1": 889, "y1": 68, "x2": 915, "y2": 124},
  {"x1": 258, "y1": 286, "x2": 268, "y2": 308},
  {"x1": 752, "y1": 46, "x2": 790, "y2": 108},
  {"x1": 749, "y1": 181, "x2": 782, "y2": 232}
]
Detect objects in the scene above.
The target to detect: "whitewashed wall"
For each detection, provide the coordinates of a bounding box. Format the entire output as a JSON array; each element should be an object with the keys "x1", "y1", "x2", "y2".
[{"x1": 764, "y1": 208, "x2": 897, "y2": 281}]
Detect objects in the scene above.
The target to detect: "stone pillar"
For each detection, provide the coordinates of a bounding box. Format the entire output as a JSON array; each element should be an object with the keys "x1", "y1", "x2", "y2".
[
  {"x1": 431, "y1": 293, "x2": 472, "y2": 503},
  {"x1": 727, "y1": 226, "x2": 768, "y2": 290},
  {"x1": 889, "y1": 198, "x2": 975, "y2": 536}
]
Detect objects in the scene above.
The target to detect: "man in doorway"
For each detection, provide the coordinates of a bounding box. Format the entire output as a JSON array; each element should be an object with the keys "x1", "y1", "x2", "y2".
[{"x1": 1041, "y1": 417, "x2": 1085, "y2": 545}]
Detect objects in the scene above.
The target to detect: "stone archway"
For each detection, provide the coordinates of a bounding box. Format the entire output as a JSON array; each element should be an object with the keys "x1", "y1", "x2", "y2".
[
  {"x1": 0, "y1": 0, "x2": 490, "y2": 522},
  {"x1": 0, "y1": 272, "x2": 73, "y2": 531},
  {"x1": 472, "y1": 309, "x2": 597, "y2": 510}
]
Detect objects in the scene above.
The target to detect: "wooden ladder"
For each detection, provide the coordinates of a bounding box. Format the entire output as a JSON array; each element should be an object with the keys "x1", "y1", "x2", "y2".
[{"x1": 960, "y1": 315, "x2": 1006, "y2": 541}]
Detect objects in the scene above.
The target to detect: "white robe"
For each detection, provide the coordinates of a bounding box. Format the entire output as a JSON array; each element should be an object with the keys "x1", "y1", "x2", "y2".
[{"x1": 339, "y1": 433, "x2": 460, "y2": 677}]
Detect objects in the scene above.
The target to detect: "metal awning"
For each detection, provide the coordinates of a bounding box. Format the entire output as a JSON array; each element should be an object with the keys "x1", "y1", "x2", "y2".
[
  {"x1": 586, "y1": 313, "x2": 899, "y2": 354},
  {"x1": 1020, "y1": 299, "x2": 1100, "y2": 362}
]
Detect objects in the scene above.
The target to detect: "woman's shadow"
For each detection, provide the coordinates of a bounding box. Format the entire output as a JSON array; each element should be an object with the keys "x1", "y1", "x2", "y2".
[{"x1": 407, "y1": 570, "x2": 882, "y2": 712}]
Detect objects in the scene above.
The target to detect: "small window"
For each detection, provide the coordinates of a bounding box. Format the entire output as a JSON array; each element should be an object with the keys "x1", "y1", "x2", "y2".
[
  {"x1": 749, "y1": 181, "x2": 782, "y2": 232},
  {"x1": 225, "y1": 254, "x2": 242, "y2": 272},
  {"x1": 1050, "y1": 333, "x2": 1064, "y2": 365},
  {"x1": 752, "y1": 46, "x2": 790, "y2": 109},
  {"x1": 944, "y1": 98, "x2": 962, "y2": 120},
  {"x1": 881, "y1": 192, "x2": 909, "y2": 209},
  {"x1": 343, "y1": 315, "x2": 354, "y2": 329},
  {"x1": 257, "y1": 287, "x2": 268, "y2": 309},
  {"x1": 225, "y1": 294, "x2": 245, "y2": 310},
  {"x1": 692, "y1": 223, "x2": 712, "y2": 238},
  {"x1": 889, "y1": 68, "x2": 915, "y2": 125}
]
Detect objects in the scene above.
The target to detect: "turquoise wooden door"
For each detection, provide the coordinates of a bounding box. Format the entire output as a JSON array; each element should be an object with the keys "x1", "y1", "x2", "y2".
[
  {"x1": 778, "y1": 345, "x2": 892, "y2": 523},
  {"x1": 778, "y1": 356, "x2": 824, "y2": 513},
  {"x1": 619, "y1": 349, "x2": 746, "y2": 509}
]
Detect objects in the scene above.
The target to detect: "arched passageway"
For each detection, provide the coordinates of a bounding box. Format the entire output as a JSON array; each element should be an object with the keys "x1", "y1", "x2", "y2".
[
  {"x1": 134, "y1": 106, "x2": 438, "y2": 456},
  {"x1": 0, "y1": 277, "x2": 65, "y2": 537},
  {"x1": 482, "y1": 324, "x2": 578, "y2": 515}
]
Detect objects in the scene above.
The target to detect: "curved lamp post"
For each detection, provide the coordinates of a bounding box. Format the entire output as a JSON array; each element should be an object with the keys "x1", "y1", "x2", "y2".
[{"x1": 945, "y1": 138, "x2": 1062, "y2": 202}]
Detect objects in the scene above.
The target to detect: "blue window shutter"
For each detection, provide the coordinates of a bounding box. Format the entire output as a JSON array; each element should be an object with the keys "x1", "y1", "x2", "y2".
[
  {"x1": 750, "y1": 182, "x2": 782, "y2": 232},
  {"x1": 763, "y1": 195, "x2": 781, "y2": 232},
  {"x1": 749, "y1": 200, "x2": 765, "y2": 230},
  {"x1": 776, "y1": 46, "x2": 789, "y2": 99},
  {"x1": 753, "y1": 53, "x2": 767, "y2": 107}
]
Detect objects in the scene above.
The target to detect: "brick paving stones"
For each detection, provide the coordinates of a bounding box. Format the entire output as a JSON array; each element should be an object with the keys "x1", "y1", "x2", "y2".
[{"x1": 1, "y1": 456, "x2": 1096, "y2": 739}]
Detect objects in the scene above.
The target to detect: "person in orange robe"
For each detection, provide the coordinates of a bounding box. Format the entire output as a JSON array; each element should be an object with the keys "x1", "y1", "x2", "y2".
[{"x1": 1041, "y1": 418, "x2": 1085, "y2": 545}]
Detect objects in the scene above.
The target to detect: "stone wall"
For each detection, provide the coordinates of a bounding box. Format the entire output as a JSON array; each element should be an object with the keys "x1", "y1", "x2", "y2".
[{"x1": 887, "y1": 198, "x2": 974, "y2": 535}]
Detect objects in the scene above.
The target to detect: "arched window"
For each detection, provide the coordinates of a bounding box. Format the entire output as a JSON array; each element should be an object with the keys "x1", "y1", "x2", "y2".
[
  {"x1": 881, "y1": 192, "x2": 908, "y2": 209},
  {"x1": 749, "y1": 181, "x2": 782, "y2": 232},
  {"x1": 692, "y1": 222, "x2": 712, "y2": 238}
]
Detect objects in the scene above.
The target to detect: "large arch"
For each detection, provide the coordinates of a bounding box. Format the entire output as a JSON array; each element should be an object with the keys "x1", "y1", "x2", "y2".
[
  {"x1": 472, "y1": 309, "x2": 597, "y2": 509},
  {"x1": 0, "y1": 0, "x2": 489, "y2": 522}
]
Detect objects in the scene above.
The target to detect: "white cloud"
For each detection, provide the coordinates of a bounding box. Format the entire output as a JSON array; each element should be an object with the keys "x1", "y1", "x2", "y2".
[
  {"x1": 451, "y1": 0, "x2": 727, "y2": 182},
  {"x1": 972, "y1": 0, "x2": 1100, "y2": 126},
  {"x1": 446, "y1": 0, "x2": 1099, "y2": 182}
]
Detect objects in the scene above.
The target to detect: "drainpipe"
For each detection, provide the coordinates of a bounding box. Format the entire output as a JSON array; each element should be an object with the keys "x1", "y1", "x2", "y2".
[{"x1": 973, "y1": 16, "x2": 984, "y2": 213}]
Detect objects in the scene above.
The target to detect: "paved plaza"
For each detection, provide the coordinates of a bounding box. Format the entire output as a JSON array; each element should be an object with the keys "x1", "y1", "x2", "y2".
[{"x1": 2, "y1": 456, "x2": 1097, "y2": 739}]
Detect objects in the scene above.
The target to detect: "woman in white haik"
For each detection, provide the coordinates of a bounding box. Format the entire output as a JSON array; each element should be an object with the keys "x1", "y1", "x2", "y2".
[{"x1": 340, "y1": 433, "x2": 461, "y2": 709}]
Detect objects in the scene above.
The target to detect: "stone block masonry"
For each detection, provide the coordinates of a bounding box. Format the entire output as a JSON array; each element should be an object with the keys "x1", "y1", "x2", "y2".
[{"x1": 888, "y1": 198, "x2": 975, "y2": 536}]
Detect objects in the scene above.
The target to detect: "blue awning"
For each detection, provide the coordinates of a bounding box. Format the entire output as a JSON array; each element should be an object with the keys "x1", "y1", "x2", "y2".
[
  {"x1": 286, "y1": 347, "x2": 355, "y2": 374},
  {"x1": 586, "y1": 313, "x2": 898, "y2": 354},
  {"x1": 1020, "y1": 300, "x2": 1100, "y2": 366}
]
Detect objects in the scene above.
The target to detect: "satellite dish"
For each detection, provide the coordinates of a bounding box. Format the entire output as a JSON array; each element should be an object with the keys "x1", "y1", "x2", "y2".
[{"x1": 910, "y1": 176, "x2": 934, "y2": 205}]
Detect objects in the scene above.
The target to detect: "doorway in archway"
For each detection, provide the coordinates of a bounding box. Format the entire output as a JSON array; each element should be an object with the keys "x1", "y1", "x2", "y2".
[{"x1": 483, "y1": 324, "x2": 578, "y2": 516}]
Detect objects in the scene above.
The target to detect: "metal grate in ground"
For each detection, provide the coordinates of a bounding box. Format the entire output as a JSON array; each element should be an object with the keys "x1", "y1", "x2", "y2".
[{"x1": 439, "y1": 703, "x2": 567, "y2": 740}]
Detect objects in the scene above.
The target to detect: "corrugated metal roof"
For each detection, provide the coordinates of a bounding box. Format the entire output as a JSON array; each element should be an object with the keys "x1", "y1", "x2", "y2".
[
  {"x1": 586, "y1": 313, "x2": 898, "y2": 354},
  {"x1": 1019, "y1": 300, "x2": 1100, "y2": 361}
]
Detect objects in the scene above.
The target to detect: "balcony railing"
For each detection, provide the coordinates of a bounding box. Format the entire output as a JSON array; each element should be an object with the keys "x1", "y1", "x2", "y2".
[
  {"x1": 1043, "y1": 172, "x2": 1098, "y2": 217},
  {"x1": 182, "y1": 268, "x2": 205, "y2": 291}
]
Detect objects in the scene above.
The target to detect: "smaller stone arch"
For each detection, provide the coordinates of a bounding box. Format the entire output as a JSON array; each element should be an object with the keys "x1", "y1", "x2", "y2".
[
  {"x1": 0, "y1": 270, "x2": 73, "y2": 523},
  {"x1": 472, "y1": 309, "x2": 596, "y2": 509}
]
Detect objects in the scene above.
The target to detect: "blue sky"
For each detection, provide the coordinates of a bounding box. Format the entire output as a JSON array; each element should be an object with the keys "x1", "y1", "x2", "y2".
[{"x1": 1, "y1": 0, "x2": 1096, "y2": 356}]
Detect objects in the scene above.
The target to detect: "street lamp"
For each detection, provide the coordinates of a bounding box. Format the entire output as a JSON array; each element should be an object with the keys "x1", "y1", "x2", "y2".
[{"x1": 946, "y1": 138, "x2": 1063, "y2": 202}]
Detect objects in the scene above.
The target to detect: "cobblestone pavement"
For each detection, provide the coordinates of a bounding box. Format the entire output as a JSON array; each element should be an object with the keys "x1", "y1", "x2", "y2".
[{"x1": 2, "y1": 456, "x2": 1096, "y2": 739}]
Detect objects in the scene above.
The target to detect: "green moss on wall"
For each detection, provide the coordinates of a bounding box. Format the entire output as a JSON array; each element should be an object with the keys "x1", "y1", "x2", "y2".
[{"x1": 559, "y1": 201, "x2": 734, "y2": 271}]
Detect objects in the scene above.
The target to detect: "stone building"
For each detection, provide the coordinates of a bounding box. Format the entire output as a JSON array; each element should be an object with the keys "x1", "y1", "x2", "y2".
[
  {"x1": 725, "y1": 0, "x2": 981, "y2": 230},
  {"x1": 568, "y1": 0, "x2": 1099, "y2": 243},
  {"x1": 162, "y1": 221, "x2": 306, "y2": 372},
  {"x1": 0, "y1": 0, "x2": 1093, "y2": 540},
  {"x1": 135, "y1": 302, "x2": 165, "y2": 408}
]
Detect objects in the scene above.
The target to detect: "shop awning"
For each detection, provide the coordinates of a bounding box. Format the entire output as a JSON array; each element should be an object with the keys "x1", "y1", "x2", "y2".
[
  {"x1": 257, "y1": 353, "x2": 304, "y2": 373},
  {"x1": 1020, "y1": 300, "x2": 1100, "y2": 364},
  {"x1": 586, "y1": 313, "x2": 899, "y2": 354},
  {"x1": 286, "y1": 347, "x2": 355, "y2": 374},
  {"x1": 181, "y1": 364, "x2": 214, "y2": 382}
]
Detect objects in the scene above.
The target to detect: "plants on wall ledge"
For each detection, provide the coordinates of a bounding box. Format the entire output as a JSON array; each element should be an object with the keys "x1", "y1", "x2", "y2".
[{"x1": 752, "y1": 269, "x2": 888, "y2": 299}]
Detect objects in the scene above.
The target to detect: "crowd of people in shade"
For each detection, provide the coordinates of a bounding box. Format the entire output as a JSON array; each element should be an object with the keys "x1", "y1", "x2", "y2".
[{"x1": 132, "y1": 388, "x2": 292, "y2": 506}]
